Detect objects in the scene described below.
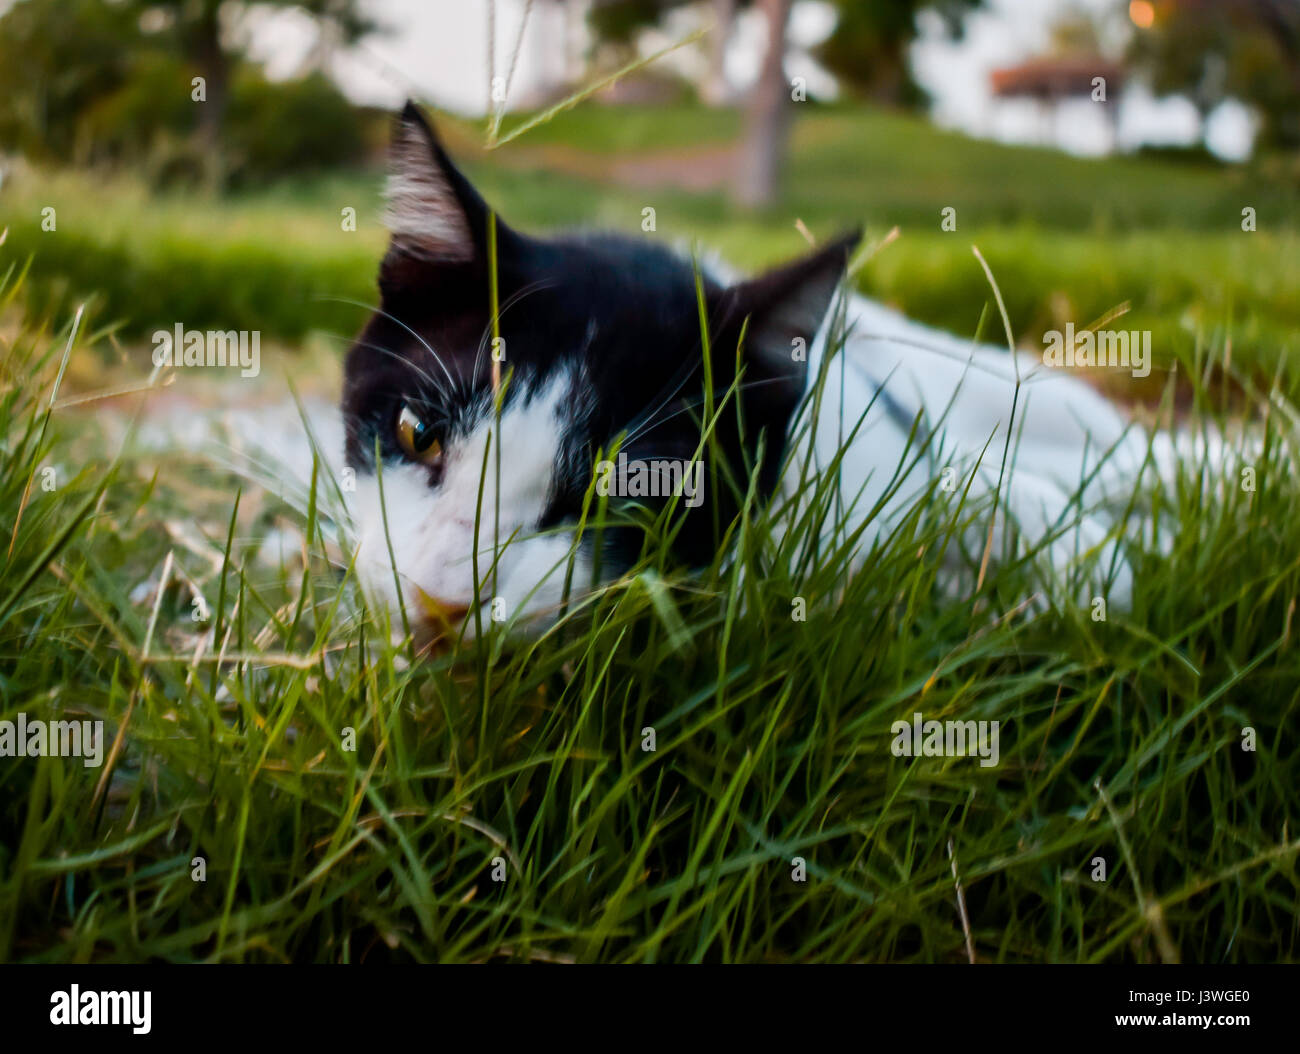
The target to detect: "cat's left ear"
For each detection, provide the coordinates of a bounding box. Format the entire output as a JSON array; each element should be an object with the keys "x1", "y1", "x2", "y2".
[
  {"x1": 382, "y1": 100, "x2": 514, "y2": 270},
  {"x1": 712, "y1": 229, "x2": 861, "y2": 405}
]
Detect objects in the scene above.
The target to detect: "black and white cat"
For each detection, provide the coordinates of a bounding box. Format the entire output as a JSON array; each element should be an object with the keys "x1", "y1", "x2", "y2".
[{"x1": 343, "y1": 102, "x2": 1161, "y2": 643}]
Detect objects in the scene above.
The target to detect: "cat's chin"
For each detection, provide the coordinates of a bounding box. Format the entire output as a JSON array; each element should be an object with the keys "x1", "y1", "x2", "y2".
[{"x1": 363, "y1": 587, "x2": 561, "y2": 658}]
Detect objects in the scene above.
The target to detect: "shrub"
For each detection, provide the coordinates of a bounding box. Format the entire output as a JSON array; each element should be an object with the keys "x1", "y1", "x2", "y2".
[{"x1": 226, "y1": 71, "x2": 367, "y2": 186}]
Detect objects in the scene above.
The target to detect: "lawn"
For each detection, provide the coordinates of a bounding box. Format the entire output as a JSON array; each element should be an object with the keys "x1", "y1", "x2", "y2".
[{"x1": 0, "y1": 102, "x2": 1298, "y2": 962}]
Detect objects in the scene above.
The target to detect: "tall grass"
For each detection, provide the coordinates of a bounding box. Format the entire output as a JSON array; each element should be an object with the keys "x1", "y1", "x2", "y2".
[{"x1": 1, "y1": 250, "x2": 1297, "y2": 962}]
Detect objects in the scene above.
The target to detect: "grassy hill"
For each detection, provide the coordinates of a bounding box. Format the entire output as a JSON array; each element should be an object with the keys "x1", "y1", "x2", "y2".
[{"x1": 488, "y1": 102, "x2": 1299, "y2": 230}]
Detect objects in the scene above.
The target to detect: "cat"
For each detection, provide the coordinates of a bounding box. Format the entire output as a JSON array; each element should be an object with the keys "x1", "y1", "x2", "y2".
[{"x1": 342, "y1": 102, "x2": 1163, "y2": 647}]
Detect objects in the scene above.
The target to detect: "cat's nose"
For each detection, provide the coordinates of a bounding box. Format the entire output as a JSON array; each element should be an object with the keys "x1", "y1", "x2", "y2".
[{"x1": 415, "y1": 588, "x2": 471, "y2": 627}]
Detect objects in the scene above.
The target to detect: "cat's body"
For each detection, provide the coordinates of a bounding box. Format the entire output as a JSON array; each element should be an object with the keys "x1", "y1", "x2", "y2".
[
  {"x1": 784, "y1": 292, "x2": 1147, "y2": 607},
  {"x1": 343, "y1": 103, "x2": 1148, "y2": 644}
]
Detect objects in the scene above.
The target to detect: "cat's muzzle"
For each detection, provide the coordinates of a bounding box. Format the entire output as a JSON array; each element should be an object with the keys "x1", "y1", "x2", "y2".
[{"x1": 414, "y1": 588, "x2": 471, "y2": 654}]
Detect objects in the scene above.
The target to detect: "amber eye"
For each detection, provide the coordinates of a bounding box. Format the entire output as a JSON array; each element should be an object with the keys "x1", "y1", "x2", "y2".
[{"x1": 395, "y1": 404, "x2": 443, "y2": 463}]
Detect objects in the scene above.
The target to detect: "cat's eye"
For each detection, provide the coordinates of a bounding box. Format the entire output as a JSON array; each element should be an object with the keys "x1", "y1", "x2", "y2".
[{"x1": 395, "y1": 404, "x2": 443, "y2": 463}]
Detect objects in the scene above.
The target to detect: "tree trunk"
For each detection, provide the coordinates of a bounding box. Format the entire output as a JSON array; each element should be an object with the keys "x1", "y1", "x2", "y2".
[
  {"x1": 194, "y1": 0, "x2": 228, "y2": 188},
  {"x1": 703, "y1": 0, "x2": 737, "y2": 106},
  {"x1": 736, "y1": 0, "x2": 793, "y2": 208}
]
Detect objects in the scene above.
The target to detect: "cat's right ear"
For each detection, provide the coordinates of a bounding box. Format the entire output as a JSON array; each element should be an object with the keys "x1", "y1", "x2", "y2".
[{"x1": 381, "y1": 101, "x2": 512, "y2": 285}]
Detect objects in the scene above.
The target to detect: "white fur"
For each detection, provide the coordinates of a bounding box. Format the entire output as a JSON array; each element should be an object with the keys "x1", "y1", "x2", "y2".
[
  {"x1": 351, "y1": 372, "x2": 591, "y2": 638},
  {"x1": 384, "y1": 124, "x2": 474, "y2": 262},
  {"x1": 781, "y1": 293, "x2": 1151, "y2": 605}
]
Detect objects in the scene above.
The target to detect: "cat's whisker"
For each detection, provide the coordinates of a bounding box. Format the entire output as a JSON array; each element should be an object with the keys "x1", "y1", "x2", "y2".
[
  {"x1": 622, "y1": 375, "x2": 791, "y2": 449},
  {"x1": 324, "y1": 332, "x2": 455, "y2": 404},
  {"x1": 470, "y1": 277, "x2": 558, "y2": 391},
  {"x1": 616, "y1": 356, "x2": 702, "y2": 452},
  {"x1": 317, "y1": 295, "x2": 459, "y2": 398}
]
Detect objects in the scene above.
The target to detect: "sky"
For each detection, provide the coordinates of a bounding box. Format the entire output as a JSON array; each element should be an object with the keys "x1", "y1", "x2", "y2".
[{"x1": 239, "y1": 0, "x2": 1256, "y2": 160}]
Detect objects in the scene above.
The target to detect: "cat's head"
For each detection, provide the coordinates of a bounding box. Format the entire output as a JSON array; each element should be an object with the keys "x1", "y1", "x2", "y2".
[{"x1": 342, "y1": 102, "x2": 857, "y2": 645}]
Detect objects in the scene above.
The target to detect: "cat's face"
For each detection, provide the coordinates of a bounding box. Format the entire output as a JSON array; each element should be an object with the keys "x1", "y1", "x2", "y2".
[{"x1": 342, "y1": 102, "x2": 857, "y2": 645}]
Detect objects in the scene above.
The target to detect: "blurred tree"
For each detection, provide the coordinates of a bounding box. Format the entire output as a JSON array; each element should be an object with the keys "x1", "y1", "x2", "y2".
[
  {"x1": 1048, "y1": 12, "x2": 1106, "y2": 57},
  {"x1": 0, "y1": 0, "x2": 377, "y2": 186},
  {"x1": 588, "y1": 0, "x2": 748, "y2": 100},
  {"x1": 79, "y1": 51, "x2": 199, "y2": 168},
  {"x1": 1129, "y1": 0, "x2": 1300, "y2": 149},
  {"x1": 737, "y1": 0, "x2": 791, "y2": 207},
  {"x1": 226, "y1": 69, "x2": 366, "y2": 185},
  {"x1": 134, "y1": 0, "x2": 377, "y2": 182},
  {"x1": 704, "y1": 0, "x2": 740, "y2": 105},
  {"x1": 587, "y1": 0, "x2": 684, "y2": 51},
  {"x1": 0, "y1": 0, "x2": 142, "y2": 160},
  {"x1": 815, "y1": 0, "x2": 983, "y2": 106}
]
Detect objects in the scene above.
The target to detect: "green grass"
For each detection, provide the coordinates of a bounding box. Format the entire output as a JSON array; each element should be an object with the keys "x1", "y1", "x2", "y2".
[
  {"x1": 481, "y1": 100, "x2": 744, "y2": 153},
  {"x1": 776, "y1": 105, "x2": 1299, "y2": 231},
  {"x1": 1, "y1": 253, "x2": 1297, "y2": 963}
]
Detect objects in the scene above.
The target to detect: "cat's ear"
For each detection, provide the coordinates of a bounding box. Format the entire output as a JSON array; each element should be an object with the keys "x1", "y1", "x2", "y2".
[
  {"x1": 714, "y1": 229, "x2": 860, "y2": 403},
  {"x1": 382, "y1": 101, "x2": 504, "y2": 269}
]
